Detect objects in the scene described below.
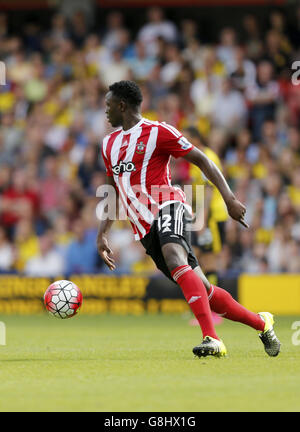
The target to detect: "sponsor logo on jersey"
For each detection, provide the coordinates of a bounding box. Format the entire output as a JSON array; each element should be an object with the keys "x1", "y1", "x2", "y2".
[
  {"x1": 112, "y1": 160, "x2": 136, "y2": 175},
  {"x1": 178, "y1": 136, "x2": 192, "y2": 151}
]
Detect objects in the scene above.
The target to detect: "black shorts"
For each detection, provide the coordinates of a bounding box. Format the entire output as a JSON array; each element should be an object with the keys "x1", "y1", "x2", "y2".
[{"x1": 140, "y1": 202, "x2": 199, "y2": 282}]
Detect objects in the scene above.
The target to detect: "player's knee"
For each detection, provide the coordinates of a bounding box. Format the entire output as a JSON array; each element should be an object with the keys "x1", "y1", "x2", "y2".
[{"x1": 161, "y1": 243, "x2": 188, "y2": 272}]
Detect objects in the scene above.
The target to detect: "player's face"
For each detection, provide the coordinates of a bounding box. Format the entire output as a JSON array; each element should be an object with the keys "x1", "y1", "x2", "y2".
[{"x1": 105, "y1": 91, "x2": 123, "y2": 127}]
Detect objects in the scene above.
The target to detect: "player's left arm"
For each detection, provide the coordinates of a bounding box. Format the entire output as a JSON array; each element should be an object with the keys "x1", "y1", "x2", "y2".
[{"x1": 183, "y1": 147, "x2": 249, "y2": 228}]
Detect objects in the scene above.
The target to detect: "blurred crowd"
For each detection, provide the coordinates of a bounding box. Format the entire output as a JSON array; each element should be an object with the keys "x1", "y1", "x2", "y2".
[{"x1": 0, "y1": 5, "x2": 300, "y2": 277}]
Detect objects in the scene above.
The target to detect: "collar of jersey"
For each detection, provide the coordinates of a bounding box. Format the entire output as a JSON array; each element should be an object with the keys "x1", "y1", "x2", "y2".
[{"x1": 122, "y1": 118, "x2": 144, "y2": 135}]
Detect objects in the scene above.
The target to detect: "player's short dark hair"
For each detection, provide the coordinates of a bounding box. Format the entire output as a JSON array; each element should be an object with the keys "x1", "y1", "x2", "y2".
[
  {"x1": 109, "y1": 80, "x2": 143, "y2": 108},
  {"x1": 184, "y1": 126, "x2": 207, "y2": 146}
]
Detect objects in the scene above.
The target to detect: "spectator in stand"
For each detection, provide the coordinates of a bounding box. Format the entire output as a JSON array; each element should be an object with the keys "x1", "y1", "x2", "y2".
[
  {"x1": 0, "y1": 166, "x2": 11, "y2": 194},
  {"x1": 212, "y1": 77, "x2": 247, "y2": 132},
  {"x1": 65, "y1": 219, "x2": 98, "y2": 275},
  {"x1": 1, "y1": 168, "x2": 39, "y2": 231},
  {"x1": 83, "y1": 90, "x2": 107, "y2": 143},
  {"x1": 286, "y1": 75, "x2": 300, "y2": 128},
  {"x1": 229, "y1": 45, "x2": 256, "y2": 92},
  {"x1": 225, "y1": 128, "x2": 258, "y2": 166},
  {"x1": 100, "y1": 48, "x2": 131, "y2": 88},
  {"x1": 147, "y1": 63, "x2": 168, "y2": 104},
  {"x1": 59, "y1": 0, "x2": 95, "y2": 30},
  {"x1": 283, "y1": 239, "x2": 300, "y2": 272},
  {"x1": 217, "y1": 27, "x2": 237, "y2": 72},
  {"x1": 24, "y1": 54, "x2": 48, "y2": 103},
  {"x1": 25, "y1": 230, "x2": 64, "y2": 277},
  {"x1": 14, "y1": 219, "x2": 39, "y2": 272},
  {"x1": 269, "y1": 9, "x2": 292, "y2": 57},
  {"x1": 69, "y1": 10, "x2": 89, "y2": 48},
  {"x1": 138, "y1": 7, "x2": 178, "y2": 57},
  {"x1": 226, "y1": 146, "x2": 251, "y2": 185},
  {"x1": 246, "y1": 60, "x2": 279, "y2": 142},
  {"x1": 261, "y1": 173, "x2": 282, "y2": 229},
  {"x1": 102, "y1": 11, "x2": 125, "y2": 52},
  {"x1": 84, "y1": 34, "x2": 111, "y2": 75},
  {"x1": 6, "y1": 41, "x2": 33, "y2": 85},
  {"x1": 49, "y1": 14, "x2": 69, "y2": 45},
  {"x1": 241, "y1": 14, "x2": 263, "y2": 61},
  {"x1": 53, "y1": 213, "x2": 74, "y2": 254},
  {"x1": 260, "y1": 118, "x2": 285, "y2": 159},
  {"x1": 39, "y1": 156, "x2": 69, "y2": 222},
  {"x1": 160, "y1": 43, "x2": 182, "y2": 87},
  {"x1": 288, "y1": 169, "x2": 300, "y2": 211},
  {"x1": 128, "y1": 41, "x2": 157, "y2": 81},
  {"x1": 0, "y1": 226, "x2": 14, "y2": 272},
  {"x1": 267, "y1": 224, "x2": 287, "y2": 272},
  {"x1": 179, "y1": 19, "x2": 199, "y2": 49},
  {"x1": 78, "y1": 145, "x2": 101, "y2": 192},
  {"x1": 182, "y1": 37, "x2": 205, "y2": 73},
  {"x1": 190, "y1": 48, "x2": 224, "y2": 118},
  {"x1": 116, "y1": 29, "x2": 135, "y2": 61},
  {"x1": 108, "y1": 221, "x2": 145, "y2": 274},
  {"x1": 0, "y1": 110, "x2": 24, "y2": 164},
  {"x1": 22, "y1": 20, "x2": 42, "y2": 53},
  {"x1": 156, "y1": 93, "x2": 184, "y2": 128},
  {"x1": 264, "y1": 29, "x2": 290, "y2": 77}
]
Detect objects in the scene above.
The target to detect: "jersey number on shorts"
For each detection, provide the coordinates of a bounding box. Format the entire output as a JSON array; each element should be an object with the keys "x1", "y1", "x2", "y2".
[{"x1": 158, "y1": 215, "x2": 172, "y2": 233}]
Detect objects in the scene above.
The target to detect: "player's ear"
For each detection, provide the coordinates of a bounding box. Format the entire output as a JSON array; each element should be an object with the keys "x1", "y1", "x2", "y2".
[{"x1": 119, "y1": 100, "x2": 126, "y2": 112}]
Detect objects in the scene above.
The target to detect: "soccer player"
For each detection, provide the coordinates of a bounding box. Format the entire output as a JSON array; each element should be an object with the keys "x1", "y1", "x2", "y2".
[{"x1": 97, "y1": 80, "x2": 280, "y2": 358}]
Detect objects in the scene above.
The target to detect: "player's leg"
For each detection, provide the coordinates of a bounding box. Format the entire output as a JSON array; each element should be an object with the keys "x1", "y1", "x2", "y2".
[
  {"x1": 191, "y1": 262, "x2": 281, "y2": 356},
  {"x1": 157, "y1": 202, "x2": 226, "y2": 357},
  {"x1": 206, "y1": 277, "x2": 281, "y2": 356},
  {"x1": 192, "y1": 266, "x2": 264, "y2": 330},
  {"x1": 140, "y1": 202, "x2": 227, "y2": 357},
  {"x1": 161, "y1": 241, "x2": 219, "y2": 339},
  {"x1": 191, "y1": 222, "x2": 280, "y2": 356},
  {"x1": 192, "y1": 219, "x2": 264, "y2": 331},
  {"x1": 160, "y1": 241, "x2": 226, "y2": 357}
]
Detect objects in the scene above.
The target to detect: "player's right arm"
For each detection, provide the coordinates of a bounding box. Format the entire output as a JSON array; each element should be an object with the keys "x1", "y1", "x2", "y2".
[
  {"x1": 98, "y1": 136, "x2": 117, "y2": 271},
  {"x1": 157, "y1": 122, "x2": 248, "y2": 228},
  {"x1": 97, "y1": 175, "x2": 117, "y2": 271}
]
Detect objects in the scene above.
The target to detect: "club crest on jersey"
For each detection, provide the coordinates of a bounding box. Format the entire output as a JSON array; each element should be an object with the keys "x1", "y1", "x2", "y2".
[
  {"x1": 136, "y1": 141, "x2": 145, "y2": 154},
  {"x1": 112, "y1": 160, "x2": 136, "y2": 175}
]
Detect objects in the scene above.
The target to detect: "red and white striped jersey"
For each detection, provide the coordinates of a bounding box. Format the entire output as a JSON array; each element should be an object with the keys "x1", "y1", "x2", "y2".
[{"x1": 101, "y1": 118, "x2": 194, "y2": 240}]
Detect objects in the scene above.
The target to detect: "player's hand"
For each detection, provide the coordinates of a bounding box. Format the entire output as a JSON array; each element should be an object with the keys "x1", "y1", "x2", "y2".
[
  {"x1": 226, "y1": 197, "x2": 249, "y2": 228},
  {"x1": 97, "y1": 234, "x2": 116, "y2": 271}
]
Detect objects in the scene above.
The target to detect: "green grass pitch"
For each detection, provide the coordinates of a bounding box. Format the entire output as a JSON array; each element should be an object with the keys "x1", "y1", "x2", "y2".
[{"x1": 0, "y1": 314, "x2": 299, "y2": 412}]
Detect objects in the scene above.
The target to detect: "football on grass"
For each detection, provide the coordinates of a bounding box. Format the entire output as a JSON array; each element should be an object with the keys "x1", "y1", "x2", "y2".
[{"x1": 44, "y1": 280, "x2": 83, "y2": 319}]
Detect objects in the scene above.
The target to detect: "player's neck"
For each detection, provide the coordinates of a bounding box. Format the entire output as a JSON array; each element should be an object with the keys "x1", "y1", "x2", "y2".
[{"x1": 122, "y1": 113, "x2": 142, "y2": 131}]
